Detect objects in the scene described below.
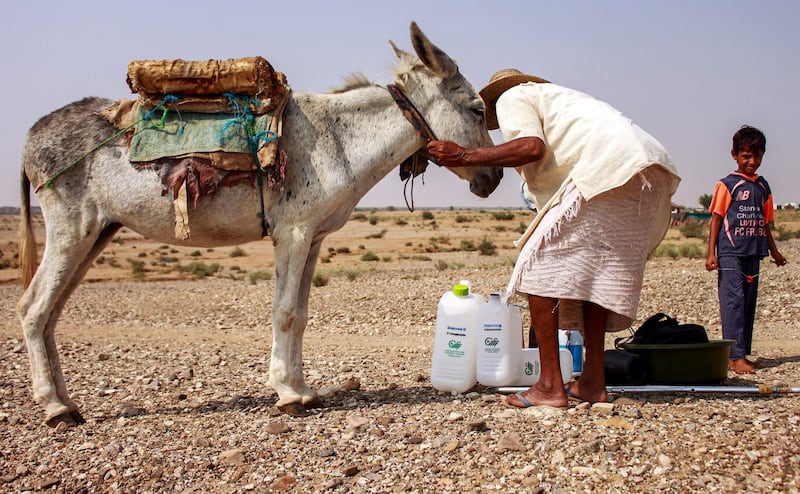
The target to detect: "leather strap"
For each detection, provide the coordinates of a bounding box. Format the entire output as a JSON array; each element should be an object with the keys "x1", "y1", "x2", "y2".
[
  {"x1": 387, "y1": 84, "x2": 441, "y2": 211},
  {"x1": 387, "y1": 84, "x2": 438, "y2": 142}
]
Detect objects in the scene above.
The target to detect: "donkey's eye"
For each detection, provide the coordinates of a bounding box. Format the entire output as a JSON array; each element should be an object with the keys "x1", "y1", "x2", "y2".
[{"x1": 470, "y1": 108, "x2": 485, "y2": 119}]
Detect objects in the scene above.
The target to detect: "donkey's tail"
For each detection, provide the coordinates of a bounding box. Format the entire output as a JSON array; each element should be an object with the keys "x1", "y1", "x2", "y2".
[{"x1": 19, "y1": 168, "x2": 38, "y2": 289}]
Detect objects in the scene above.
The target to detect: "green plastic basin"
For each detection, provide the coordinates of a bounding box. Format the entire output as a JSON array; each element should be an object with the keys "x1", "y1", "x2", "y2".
[{"x1": 622, "y1": 339, "x2": 735, "y2": 384}]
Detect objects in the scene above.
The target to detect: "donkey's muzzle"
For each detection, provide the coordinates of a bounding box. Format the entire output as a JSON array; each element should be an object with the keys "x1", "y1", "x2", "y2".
[{"x1": 470, "y1": 167, "x2": 503, "y2": 198}]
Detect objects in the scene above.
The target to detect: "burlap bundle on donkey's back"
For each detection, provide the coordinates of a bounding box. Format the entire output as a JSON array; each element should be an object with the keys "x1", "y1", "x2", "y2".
[
  {"x1": 127, "y1": 56, "x2": 280, "y2": 97},
  {"x1": 127, "y1": 56, "x2": 289, "y2": 114}
]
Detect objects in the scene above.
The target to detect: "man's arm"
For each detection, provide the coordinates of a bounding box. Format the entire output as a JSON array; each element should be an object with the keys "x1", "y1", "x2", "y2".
[{"x1": 426, "y1": 136, "x2": 546, "y2": 168}]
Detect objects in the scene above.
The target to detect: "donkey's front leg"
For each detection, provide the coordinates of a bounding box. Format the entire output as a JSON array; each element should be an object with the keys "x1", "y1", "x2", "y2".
[{"x1": 269, "y1": 237, "x2": 324, "y2": 415}]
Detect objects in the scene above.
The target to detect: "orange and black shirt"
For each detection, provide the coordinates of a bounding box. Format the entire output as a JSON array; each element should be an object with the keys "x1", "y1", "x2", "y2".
[{"x1": 709, "y1": 171, "x2": 774, "y2": 258}]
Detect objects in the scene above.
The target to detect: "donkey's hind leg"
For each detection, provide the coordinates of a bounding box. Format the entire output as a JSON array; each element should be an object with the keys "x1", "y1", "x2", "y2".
[
  {"x1": 46, "y1": 223, "x2": 122, "y2": 426},
  {"x1": 18, "y1": 222, "x2": 122, "y2": 427}
]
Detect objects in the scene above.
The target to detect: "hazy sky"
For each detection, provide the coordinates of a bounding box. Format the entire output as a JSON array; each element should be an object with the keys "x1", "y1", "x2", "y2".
[{"x1": 2, "y1": 1, "x2": 798, "y2": 210}]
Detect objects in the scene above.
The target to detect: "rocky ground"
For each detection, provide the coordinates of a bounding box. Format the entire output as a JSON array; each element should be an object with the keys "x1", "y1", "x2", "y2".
[{"x1": 1, "y1": 223, "x2": 799, "y2": 492}]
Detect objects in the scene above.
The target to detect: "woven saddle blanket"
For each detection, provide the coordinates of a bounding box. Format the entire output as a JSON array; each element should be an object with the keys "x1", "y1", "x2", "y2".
[{"x1": 99, "y1": 57, "x2": 291, "y2": 239}]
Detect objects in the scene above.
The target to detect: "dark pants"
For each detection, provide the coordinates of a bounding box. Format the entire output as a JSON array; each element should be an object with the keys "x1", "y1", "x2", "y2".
[{"x1": 718, "y1": 255, "x2": 761, "y2": 360}]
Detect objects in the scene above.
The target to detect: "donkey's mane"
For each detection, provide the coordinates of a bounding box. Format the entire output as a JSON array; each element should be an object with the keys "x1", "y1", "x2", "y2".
[
  {"x1": 389, "y1": 58, "x2": 425, "y2": 89},
  {"x1": 328, "y1": 73, "x2": 377, "y2": 94},
  {"x1": 328, "y1": 58, "x2": 424, "y2": 94}
]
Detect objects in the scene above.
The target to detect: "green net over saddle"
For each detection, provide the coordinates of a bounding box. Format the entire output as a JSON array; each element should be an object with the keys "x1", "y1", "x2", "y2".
[{"x1": 129, "y1": 97, "x2": 277, "y2": 163}]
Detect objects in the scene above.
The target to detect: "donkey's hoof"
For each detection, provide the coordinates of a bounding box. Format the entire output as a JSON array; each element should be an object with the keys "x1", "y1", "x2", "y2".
[
  {"x1": 70, "y1": 410, "x2": 86, "y2": 424},
  {"x1": 277, "y1": 402, "x2": 309, "y2": 417},
  {"x1": 45, "y1": 412, "x2": 79, "y2": 429},
  {"x1": 303, "y1": 396, "x2": 325, "y2": 409}
]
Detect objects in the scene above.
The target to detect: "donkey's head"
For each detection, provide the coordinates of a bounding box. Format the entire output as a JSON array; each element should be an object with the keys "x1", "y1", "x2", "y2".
[{"x1": 389, "y1": 22, "x2": 503, "y2": 198}]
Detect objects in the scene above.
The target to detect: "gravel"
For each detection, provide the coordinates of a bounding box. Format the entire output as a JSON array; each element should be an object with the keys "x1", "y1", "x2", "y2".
[{"x1": 1, "y1": 240, "x2": 799, "y2": 493}]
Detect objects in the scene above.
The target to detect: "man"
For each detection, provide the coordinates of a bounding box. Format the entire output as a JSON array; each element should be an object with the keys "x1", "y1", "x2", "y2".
[{"x1": 427, "y1": 69, "x2": 680, "y2": 407}]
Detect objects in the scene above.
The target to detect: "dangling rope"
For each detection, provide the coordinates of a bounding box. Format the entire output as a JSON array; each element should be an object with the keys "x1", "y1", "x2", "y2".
[
  {"x1": 403, "y1": 160, "x2": 425, "y2": 213},
  {"x1": 144, "y1": 94, "x2": 181, "y2": 130}
]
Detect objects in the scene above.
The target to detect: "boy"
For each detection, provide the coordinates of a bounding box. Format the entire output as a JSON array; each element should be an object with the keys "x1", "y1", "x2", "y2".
[{"x1": 706, "y1": 125, "x2": 787, "y2": 374}]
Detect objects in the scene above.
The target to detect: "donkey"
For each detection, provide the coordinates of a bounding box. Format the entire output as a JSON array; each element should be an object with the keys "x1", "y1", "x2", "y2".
[{"x1": 17, "y1": 22, "x2": 502, "y2": 426}]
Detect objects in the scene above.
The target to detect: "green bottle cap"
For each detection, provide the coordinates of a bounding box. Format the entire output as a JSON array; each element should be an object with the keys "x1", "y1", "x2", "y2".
[{"x1": 452, "y1": 284, "x2": 469, "y2": 296}]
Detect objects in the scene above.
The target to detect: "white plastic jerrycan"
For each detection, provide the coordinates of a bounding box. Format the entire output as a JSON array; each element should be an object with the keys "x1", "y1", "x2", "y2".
[
  {"x1": 430, "y1": 282, "x2": 484, "y2": 393},
  {"x1": 516, "y1": 347, "x2": 574, "y2": 386},
  {"x1": 476, "y1": 293, "x2": 523, "y2": 387}
]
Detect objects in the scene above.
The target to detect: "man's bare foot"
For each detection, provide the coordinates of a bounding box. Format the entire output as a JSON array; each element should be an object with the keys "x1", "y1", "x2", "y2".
[
  {"x1": 506, "y1": 386, "x2": 568, "y2": 409},
  {"x1": 729, "y1": 358, "x2": 755, "y2": 374},
  {"x1": 565, "y1": 380, "x2": 608, "y2": 404}
]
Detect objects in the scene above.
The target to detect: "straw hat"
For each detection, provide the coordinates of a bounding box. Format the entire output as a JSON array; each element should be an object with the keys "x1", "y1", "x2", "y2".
[{"x1": 479, "y1": 69, "x2": 550, "y2": 130}]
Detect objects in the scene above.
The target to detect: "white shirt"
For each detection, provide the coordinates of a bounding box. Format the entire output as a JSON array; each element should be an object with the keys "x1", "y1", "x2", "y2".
[{"x1": 496, "y1": 82, "x2": 680, "y2": 209}]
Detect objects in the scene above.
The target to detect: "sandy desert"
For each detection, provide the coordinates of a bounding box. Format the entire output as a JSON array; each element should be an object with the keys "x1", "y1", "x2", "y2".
[{"x1": 1, "y1": 209, "x2": 799, "y2": 493}]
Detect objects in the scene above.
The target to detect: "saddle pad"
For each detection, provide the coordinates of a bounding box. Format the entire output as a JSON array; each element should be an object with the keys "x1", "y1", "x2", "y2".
[{"x1": 129, "y1": 105, "x2": 275, "y2": 163}]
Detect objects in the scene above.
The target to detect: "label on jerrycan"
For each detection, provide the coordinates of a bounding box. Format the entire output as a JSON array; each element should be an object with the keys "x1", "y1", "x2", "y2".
[
  {"x1": 430, "y1": 283, "x2": 484, "y2": 393},
  {"x1": 476, "y1": 293, "x2": 522, "y2": 387},
  {"x1": 516, "y1": 348, "x2": 574, "y2": 386}
]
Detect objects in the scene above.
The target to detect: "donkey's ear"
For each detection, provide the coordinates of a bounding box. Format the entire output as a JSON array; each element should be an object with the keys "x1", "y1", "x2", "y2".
[
  {"x1": 389, "y1": 40, "x2": 415, "y2": 66},
  {"x1": 409, "y1": 21, "x2": 458, "y2": 79}
]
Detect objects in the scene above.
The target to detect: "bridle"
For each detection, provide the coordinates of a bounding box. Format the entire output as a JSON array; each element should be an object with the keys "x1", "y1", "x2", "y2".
[
  {"x1": 387, "y1": 84, "x2": 439, "y2": 211},
  {"x1": 387, "y1": 84, "x2": 438, "y2": 142}
]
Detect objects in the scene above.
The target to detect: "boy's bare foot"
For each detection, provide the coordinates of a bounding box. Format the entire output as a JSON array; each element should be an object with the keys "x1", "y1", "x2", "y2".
[{"x1": 729, "y1": 358, "x2": 755, "y2": 374}]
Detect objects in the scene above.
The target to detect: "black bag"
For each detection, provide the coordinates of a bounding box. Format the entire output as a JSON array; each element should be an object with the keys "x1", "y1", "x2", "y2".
[
  {"x1": 615, "y1": 312, "x2": 709, "y2": 347},
  {"x1": 604, "y1": 349, "x2": 647, "y2": 385}
]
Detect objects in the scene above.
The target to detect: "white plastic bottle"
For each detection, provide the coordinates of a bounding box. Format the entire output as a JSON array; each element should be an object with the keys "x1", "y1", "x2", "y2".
[
  {"x1": 476, "y1": 293, "x2": 523, "y2": 386},
  {"x1": 566, "y1": 330, "x2": 584, "y2": 377},
  {"x1": 558, "y1": 329, "x2": 569, "y2": 353},
  {"x1": 430, "y1": 282, "x2": 484, "y2": 393},
  {"x1": 517, "y1": 348, "x2": 574, "y2": 386}
]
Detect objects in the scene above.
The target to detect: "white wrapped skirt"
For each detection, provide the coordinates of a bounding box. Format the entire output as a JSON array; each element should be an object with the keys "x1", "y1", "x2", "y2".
[{"x1": 507, "y1": 165, "x2": 673, "y2": 332}]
